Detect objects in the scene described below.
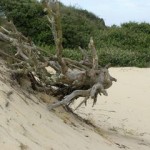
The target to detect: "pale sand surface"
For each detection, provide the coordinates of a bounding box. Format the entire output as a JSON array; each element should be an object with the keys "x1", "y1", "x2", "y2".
[
  {"x1": 0, "y1": 60, "x2": 118, "y2": 150},
  {"x1": 0, "y1": 59, "x2": 150, "y2": 150},
  {"x1": 72, "y1": 67, "x2": 150, "y2": 150}
]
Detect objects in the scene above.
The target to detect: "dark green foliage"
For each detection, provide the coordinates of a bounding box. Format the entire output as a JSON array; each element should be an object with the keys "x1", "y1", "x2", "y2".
[
  {"x1": 0, "y1": 0, "x2": 105, "y2": 48},
  {"x1": 0, "y1": 0, "x2": 54, "y2": 45},
  {"x1": 93, "y1": 22, "x2": 150, "y2": 67},
  {"x1": 96, "y1": 22, "x2": 150, "y2": 50},
  {"x1": 1, "y1": 0, "x2": 150, "y2": 67},
  {"x1": 96, "y1": 47, "x2": 150, "y2": 67},
  {"x1": 61, "y1": 6, "x2": 105, "y2": 48}
]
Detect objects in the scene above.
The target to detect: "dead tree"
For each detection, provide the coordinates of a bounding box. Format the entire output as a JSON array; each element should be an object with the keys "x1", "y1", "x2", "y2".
[
  {"x1": 0, "y1": 0, "x2": 117, "y2": 111},
  {"x1": 42, "y1": 0, "x2": 117, "y2": 110}
]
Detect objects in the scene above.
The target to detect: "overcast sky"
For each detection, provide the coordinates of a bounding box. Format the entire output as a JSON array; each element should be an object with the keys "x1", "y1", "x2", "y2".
[{"x1": 60, "y1": 0, "x2": 150, "y2": 26}]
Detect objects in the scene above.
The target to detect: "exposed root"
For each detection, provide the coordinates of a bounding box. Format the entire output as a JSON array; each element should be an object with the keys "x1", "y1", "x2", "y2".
[
  {"x1": 48, "y1": 89, "x2": 91, "y2": 110},
  {"x1": 74, "y1": 96, "x2": 89, "y2": 110},
  {"x1": 0, "y1": 1, "x2": 117, "y2": 112}
]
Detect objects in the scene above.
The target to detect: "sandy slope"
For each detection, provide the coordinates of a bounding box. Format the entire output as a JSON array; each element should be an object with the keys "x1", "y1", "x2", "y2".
[
  {"x1": 0, "y1": 60, "x2": 119, "y2": 150},
  {"x1": 0, "y1": 59, "x2": 150, "y2": 150}
]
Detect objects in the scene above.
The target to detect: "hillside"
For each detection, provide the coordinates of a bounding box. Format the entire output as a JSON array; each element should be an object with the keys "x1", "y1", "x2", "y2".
[
  {"x1": 0, "y1": 58, "x2": 114, "y2": 150},
  {"x1": 0, "y1": 0, "x2": 106, "y2": 48},
  {"x1": 1, "y1": 0, "x2": 150, "y2": 67},
  {"x1": 60, "y1": 4, "x2": 106, "y2": 48},
  {"x1": 1, "y1": 57, "x2": 143, "y2": 150},
  {"x1": 0, "y1": 56, "x2": 150, "y2": 150}
]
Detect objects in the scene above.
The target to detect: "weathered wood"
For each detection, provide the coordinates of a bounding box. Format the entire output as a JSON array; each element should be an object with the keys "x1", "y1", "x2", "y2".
[
  {"x1": 0, "y1": 1, "x2": 117, "y2": 111},
  {"x1": 0, "y1": 23, "x2": 116, "y2": 111},
  {"x1": 48, "y1": 89, "x2": 91, "y2": 110},
  {"x1": 89, "y1": 37, "x2": 98, "y2": 69},
  {"x1": 74, "y1": 96, "x2": 89, "y2": 110},
  {"x1": 44, "y1": 0, "x2": 68, "y2": 74}
]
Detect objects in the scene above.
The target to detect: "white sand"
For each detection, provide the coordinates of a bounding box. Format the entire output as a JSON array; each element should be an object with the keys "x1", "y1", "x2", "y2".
[
  {"x1": 0, "y1": 60, "x2": 150, "y2": 150},
  {"x1": 73, "y1": 67, "x2": 150, "y2": 150}
]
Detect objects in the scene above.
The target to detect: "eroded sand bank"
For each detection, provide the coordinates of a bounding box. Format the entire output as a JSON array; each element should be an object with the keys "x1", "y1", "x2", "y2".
[{"x1": 0, "y1": 59, "x2": 150, "y2": 150}]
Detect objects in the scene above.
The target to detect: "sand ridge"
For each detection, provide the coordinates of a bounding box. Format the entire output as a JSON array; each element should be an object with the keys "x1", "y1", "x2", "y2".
[{"x1": 0, "y1": 59, "x2": 150, "y2": 150}]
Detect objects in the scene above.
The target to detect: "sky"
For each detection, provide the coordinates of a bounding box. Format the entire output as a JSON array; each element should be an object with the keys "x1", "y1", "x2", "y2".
[{"x1": 60, "y1": 0, "x2": 150, "y2": 26}]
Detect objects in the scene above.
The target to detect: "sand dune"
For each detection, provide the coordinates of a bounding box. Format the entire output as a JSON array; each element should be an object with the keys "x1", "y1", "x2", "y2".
[
  {"x1": 72, "y1": 67, "x2": 150, "y2": 150},
  {"x1": 0, "y1": 59, "x2": 150, "y2": 150}
]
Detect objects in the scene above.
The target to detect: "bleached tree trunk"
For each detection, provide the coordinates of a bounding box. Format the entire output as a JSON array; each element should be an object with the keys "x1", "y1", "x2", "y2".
[{"x1": 0, "y1": 0, "x2": 117, "y2": 111}]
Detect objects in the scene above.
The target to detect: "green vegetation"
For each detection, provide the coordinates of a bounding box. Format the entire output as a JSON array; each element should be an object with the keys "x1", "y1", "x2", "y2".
[
  {"x1": 0, "y1": 0, "x2": 150, "y2": 67},
  {"x1": 61, "y1": 5, "x2": 105, "y2": 48}
]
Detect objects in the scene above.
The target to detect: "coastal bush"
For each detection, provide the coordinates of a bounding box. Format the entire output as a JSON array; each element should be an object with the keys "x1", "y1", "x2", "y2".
[{"x1": 1, "y1": 0, "x2": 150, "y2": 67}]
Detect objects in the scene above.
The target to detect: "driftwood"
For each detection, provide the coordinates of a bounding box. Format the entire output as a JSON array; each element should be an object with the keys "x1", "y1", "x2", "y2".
[{"x1": 0, "y1": 0, "x2": 117, "y2": 111}]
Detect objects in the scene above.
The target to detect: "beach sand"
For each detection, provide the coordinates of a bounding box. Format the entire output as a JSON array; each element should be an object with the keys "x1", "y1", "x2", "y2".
[
  {"x1": 72, "y1": 67, "x2": 150, "y2": 150},
  {"x1": 0, "y1": 59, "x2": 150, "y2": 150}
]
